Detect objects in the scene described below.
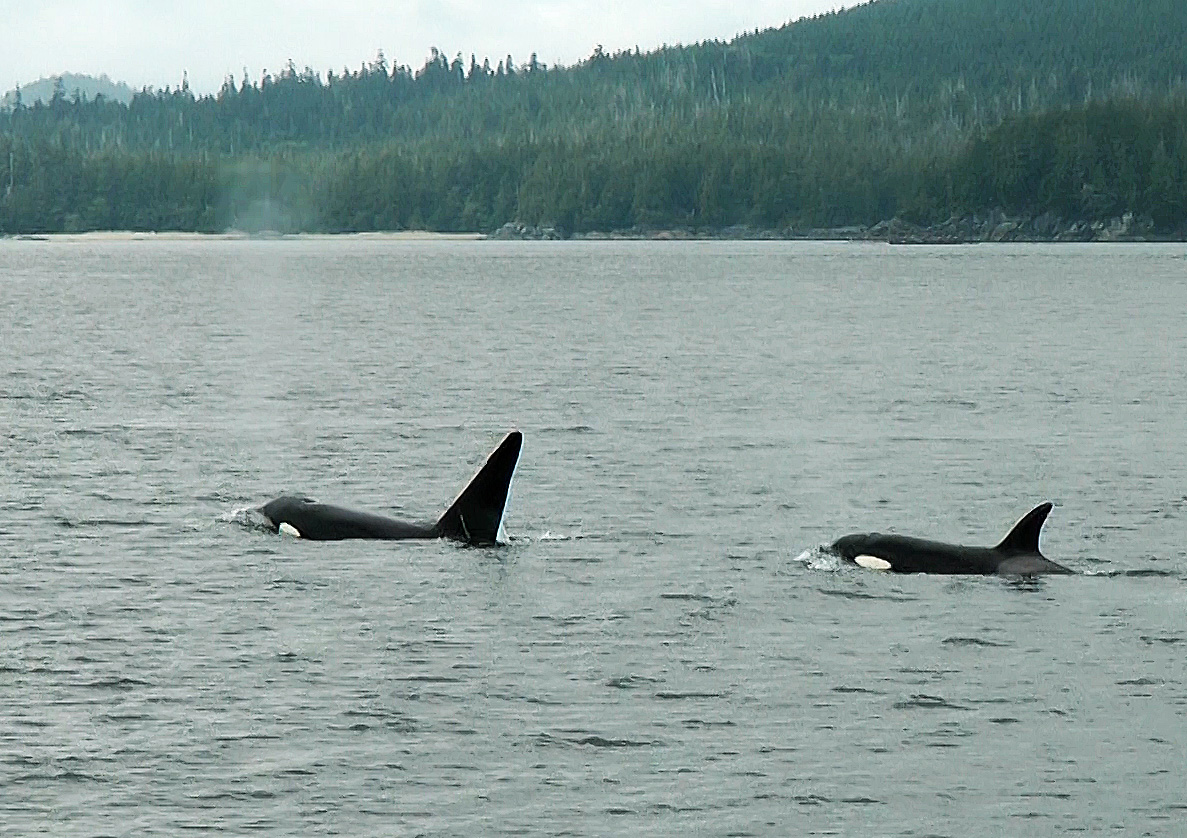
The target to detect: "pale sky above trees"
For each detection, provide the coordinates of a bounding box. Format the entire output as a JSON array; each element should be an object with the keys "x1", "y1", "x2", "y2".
[{"x1": 3, "y1": 0, "x2": 845, "y2": 95}]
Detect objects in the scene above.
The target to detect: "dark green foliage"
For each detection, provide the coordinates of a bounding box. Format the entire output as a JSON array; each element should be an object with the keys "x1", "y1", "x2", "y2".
[
  {"x1": 2, "y1": 0, "x2": 1186, "y2": 234},
  {"x1": 949, "y1": 98, "x2": 1187, "y2": 226},
  {"x1": 0, "y1": 137, "x2": 220, "y2": 232}
]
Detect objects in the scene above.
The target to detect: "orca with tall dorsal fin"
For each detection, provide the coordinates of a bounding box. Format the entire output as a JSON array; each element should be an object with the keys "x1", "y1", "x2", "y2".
[
  {"x1": 830, "y1": 502, "x2": 1072, "y2": 575},
  {"x1": 258, "y1": 430, "x2": 522, "y2": 545}
]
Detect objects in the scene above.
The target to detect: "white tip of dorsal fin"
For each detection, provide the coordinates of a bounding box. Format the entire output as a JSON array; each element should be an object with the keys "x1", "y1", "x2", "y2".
[
  {"x1": 279, "y1": 522, "x2": 302, "y2": 538},
  {"x1": 854, "y1": 554, "x2": 893, "y2": 571}
]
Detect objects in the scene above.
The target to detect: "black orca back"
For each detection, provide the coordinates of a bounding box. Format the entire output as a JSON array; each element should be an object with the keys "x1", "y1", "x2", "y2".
[{"x1": 831, "y1": 502, "x2": 1072, "y2": 575}]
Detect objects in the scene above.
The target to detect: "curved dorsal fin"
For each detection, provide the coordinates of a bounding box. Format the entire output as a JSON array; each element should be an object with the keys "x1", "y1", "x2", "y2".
[{"x1": 995, "y1": 502, "x2": 1053, "y2": 554}]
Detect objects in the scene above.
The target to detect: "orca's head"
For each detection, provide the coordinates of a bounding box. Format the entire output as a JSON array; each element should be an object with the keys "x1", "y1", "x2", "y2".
[
  {"x1": 830, "y1": 532, "x2": 896, "y2": 570},
  {"x1": 830, "y1": 532, "x2": 879, "y2": 560},
  {"x1": 258, "y1": 496, "x2": 317, "y2": 527}
]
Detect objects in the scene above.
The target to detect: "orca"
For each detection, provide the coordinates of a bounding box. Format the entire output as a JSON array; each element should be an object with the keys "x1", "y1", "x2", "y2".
[
  {"x1": 829, "y1": 502, "x2": 1072, "y2": 575},
  {"x1": 258, "y1": 430, "x2": 521, "y2": 545}
]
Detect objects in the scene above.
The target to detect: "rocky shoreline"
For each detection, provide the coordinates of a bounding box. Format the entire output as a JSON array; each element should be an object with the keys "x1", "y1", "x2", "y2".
[{"x1": 490, "y1": 211, "x2": 1187, "y2": 243}]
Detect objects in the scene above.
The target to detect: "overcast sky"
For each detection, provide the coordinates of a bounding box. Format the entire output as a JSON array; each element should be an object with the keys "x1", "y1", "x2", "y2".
[{"x1": 3, "y1": 1, "x2": 847, "y2": 95}]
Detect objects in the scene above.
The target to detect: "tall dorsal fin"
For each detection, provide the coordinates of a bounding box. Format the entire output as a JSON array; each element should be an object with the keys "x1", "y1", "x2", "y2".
[
  {"x1": 994, "y1": 502, "x2": 1053, "y2": 554},
  {"x1": 435, "y1": 430, "x2": 522, "y2": 545}
]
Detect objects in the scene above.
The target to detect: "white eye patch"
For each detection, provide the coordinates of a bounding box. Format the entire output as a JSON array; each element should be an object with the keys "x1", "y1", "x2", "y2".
[
  {"x1": 279, "y1": 522, "x2": 302, "y2": 538},
  {"x1": 854, "y1": 554, "x2": 892, "y2": 571}
]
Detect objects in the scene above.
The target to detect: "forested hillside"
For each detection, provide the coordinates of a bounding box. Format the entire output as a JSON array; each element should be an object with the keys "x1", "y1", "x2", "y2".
[
  {"x1": 2, "y1": 0, "x2": 1185, "y2": 236},
  {"x1": 1, "y1": 74, "x2": 135, "y2": 109}
]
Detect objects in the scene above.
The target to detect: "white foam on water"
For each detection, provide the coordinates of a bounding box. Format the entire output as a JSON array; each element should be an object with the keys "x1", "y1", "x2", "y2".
[{"x1": 794, "y1": 545, "x2": 844, "y2": 572}]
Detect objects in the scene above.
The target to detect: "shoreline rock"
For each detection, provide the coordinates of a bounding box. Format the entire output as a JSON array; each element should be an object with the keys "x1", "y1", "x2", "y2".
[
  {"x1": 861, "y1": 211, "x2": 1165, "y2": 243},
  {"x1": 490, "y1": 213, "x2": 1185, "y2": 243}
]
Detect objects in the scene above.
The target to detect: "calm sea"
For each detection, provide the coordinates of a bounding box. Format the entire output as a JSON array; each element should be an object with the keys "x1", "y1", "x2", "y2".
[{"x1": 2, "y1": 237, "x2": 1185, "y2": 836}]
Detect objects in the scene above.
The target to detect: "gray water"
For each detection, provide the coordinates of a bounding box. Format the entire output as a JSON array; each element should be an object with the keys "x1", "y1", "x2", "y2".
[{"x1": 2, "y1": 238, "x2": 1185, "y2": 836}]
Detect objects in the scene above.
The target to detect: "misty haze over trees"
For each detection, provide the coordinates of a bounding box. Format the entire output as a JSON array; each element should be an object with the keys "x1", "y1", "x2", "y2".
[
  {"x1": 1, "y1": 74, "x2": 135, "y2": 110},
  {"x1": 1, "y1": 0, "x2": 1186, "y2": 236}
]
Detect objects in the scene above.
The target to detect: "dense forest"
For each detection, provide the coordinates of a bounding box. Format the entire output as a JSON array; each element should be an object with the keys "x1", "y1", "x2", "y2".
[{"x1": 2, "y1": 0, "x2": 1186, "y2": 236}]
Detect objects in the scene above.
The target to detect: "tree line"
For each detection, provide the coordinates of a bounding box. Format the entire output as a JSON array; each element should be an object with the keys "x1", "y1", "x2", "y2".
[{"x1": 2, "y1": 0, "x2": 1186, "y2": 234}]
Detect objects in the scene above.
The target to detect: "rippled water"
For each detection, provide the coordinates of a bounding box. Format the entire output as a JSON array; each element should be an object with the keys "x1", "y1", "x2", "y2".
[{"x1": 2, "y1": 238, "x2": 1185, "y2": 836}]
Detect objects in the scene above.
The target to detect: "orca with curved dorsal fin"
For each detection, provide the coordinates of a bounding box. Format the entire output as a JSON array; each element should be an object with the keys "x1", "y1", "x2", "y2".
[
  {"x1": 830, "y1": 502, "x2": 1072, "y2": 575},
  {"x1": 258, "y1": 430, "x2": 522, "y2": 545}
]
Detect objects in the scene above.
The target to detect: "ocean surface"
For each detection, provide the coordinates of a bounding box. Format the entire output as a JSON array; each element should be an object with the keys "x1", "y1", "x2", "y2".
[{"x1": 2, "y1": 237, "x2": 1185, "y2": 836}]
